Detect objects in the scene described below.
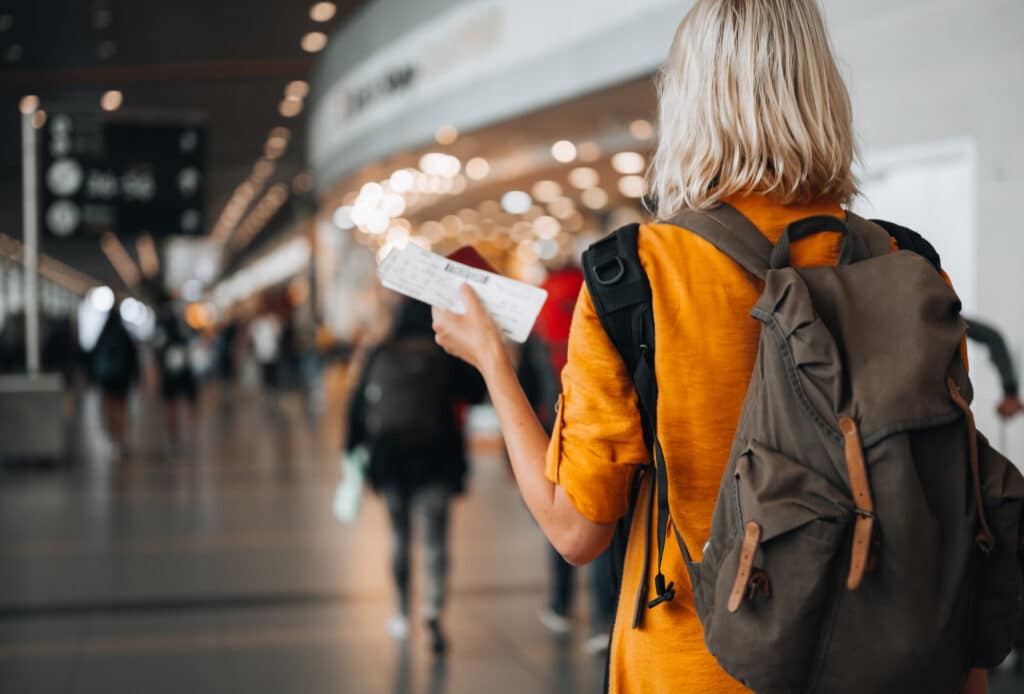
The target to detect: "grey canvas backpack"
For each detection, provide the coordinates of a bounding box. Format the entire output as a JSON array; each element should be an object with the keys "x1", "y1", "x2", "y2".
[{"x1": 582, "y1": 205, "x2": 1024, "y2": 693}]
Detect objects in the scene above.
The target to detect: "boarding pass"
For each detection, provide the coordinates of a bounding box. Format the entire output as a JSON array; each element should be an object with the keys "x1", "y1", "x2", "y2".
[{"x1": 377, "y1": 244, "x2": 548, "y2": 343}]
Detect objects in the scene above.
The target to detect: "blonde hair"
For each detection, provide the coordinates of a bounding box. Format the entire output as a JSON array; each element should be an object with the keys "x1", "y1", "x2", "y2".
[{"x1": 649, "y1": 0, "x2": 857, "y2": 217}]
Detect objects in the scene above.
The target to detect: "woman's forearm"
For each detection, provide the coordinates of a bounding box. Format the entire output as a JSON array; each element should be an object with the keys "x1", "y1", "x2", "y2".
[
  {"x1": 479, "y1": 345, "x2": 558, "y2": 517},
  {"x1": 479, "y1": 341, "x2": 614, "y2": 564},
  {"x1": 432, "y1": 285, "x2": 615, "y2": 564}
]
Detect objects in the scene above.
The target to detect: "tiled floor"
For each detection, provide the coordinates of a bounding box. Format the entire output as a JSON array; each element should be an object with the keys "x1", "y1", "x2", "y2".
[
  {"x1": 0, "y1": 384, "x2": 605, "y2": 694},
  {"x1": 0, "y1": 382, "x2": 1021, "y2": 693}
]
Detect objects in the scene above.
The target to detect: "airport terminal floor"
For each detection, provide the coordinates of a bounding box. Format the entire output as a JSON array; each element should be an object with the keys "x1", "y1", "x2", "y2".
[
  {"x1": 1, "y1": 378, "x2": 1022, "y2": 694},
  {"x1": 0, "y1": 380, "x2": 608, "y2": 694}
]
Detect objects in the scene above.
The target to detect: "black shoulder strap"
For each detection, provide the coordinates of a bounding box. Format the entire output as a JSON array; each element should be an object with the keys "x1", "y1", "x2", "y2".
[
  {"x1": 582, "y1": 223, "x2": 683, "y2": 625},
  {"x1": 581, "y1": 223, "x2": 652, "y2": 398},
  {"x1": 867, "y1": 217, "x2": 943, "y2": 271}
]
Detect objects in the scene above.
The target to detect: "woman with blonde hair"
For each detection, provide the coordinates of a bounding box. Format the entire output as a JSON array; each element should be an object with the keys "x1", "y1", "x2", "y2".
[{"x1": 432, "y1": 0, "x2": 990, "y2": 691}]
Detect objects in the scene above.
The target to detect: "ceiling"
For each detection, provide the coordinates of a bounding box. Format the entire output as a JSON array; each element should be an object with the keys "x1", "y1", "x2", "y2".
[{"x1": 0, "y1": 0, "x2": 367, "y2": 293}]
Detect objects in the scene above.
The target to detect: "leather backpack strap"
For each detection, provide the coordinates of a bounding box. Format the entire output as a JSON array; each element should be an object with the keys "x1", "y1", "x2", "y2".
[{"x1": 667, "y1": 204, "x2": 772, "y2": 280}]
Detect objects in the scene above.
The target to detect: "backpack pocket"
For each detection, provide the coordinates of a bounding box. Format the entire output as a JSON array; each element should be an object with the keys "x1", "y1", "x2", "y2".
[
  {"x1": 970, "y1": 434, "x2": 1024, "y2": 668},
  {"x1": 701, "y1": 442, "x2": 853, "y2": 691}
]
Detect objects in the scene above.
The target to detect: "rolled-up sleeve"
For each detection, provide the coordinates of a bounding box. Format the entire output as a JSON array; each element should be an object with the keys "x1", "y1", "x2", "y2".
[{"x1": 544, "y1": 285, "x2": 648, "y2": 523}]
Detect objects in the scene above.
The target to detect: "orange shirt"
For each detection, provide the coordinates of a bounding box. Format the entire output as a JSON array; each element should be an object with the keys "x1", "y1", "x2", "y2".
[{"x1": 545, "y1": 193, "x2": 855, "y2": 694}]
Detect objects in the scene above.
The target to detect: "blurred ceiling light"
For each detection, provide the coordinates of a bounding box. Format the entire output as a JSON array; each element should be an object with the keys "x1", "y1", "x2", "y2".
[
  {"x1": 279, "y1": 98, "x2": 302, "y2": 118},
  {"x1": 285, "y1": 81, "x2": 309, "y2": 100},
  {"x1": 435, "y1": 124, "x2": 458, "y2": 145},
  {"x1": 6, "y1": 44, "x2": 23, "y2": 62},
  {"x1": 252, "y1": 159, "x2": 275, "y2": 179},
  {"x1": 568, "y1": 166, "x2": 599, "y2": 190},
  {"x1": 264, "y1": 138, "x2": 288, "y2": 160},
  {"x1": 366, "y1": 211, "x2": 389, "y2": 235},
  {"x1": 535, "y1": 238, "x2": 560, "y2": 260},
  {"x1": 578, "y1": 140, "x2": 602, "y2": 163},
  {"x1": 465, "y1": 157, "x2": 490, "y2": 180},
  {"x1": 292, "y1": 172, "x2": 313, "y2": 194},
  {"x1": 93, "y1": 8, "x2": 113, "y2": 29},
  {"x1": 548, "y1": 196, "x2": 576, "y2": 220},
  {"x1": 359, "y1": 181, "x2": 384, "y2": 203},
  {"x1": 531, "y1": 180, "x2": 562, "y2": 204},
  {"x1": 618, "y1": 175, "x2": 647, "y2": 199},
  {"x1": 88, "y1": 286, "x2": 115, "y2": 312},
  {"x1": 452, "y1": 175, "x2": 467, "y2": 194},
  {"x1": 310, "y1": 2, "x2": 337, "y2": 22},
  {"x1": 19, "y1": 94, "x2": 39, "y2": 114},
  {"x1": 386, "y1": 226, "x2": 410, "y2": 245},
  {"x1": 136, "y1": 234, "x2": 160, "y2": 278},
  {"x1": 382, "y1": 193, "x2": 406, "y2": 218},
  {"x1": 301, "y1": 31, "x2": 328, "y2": 53},
  {"x1": 420, "y1": 221, "x2": 444, "y2": 241},
  {"x1": 267, "y1": 183, "x2": 289, "y2": 204},
  {"x1": 581, "y1": 187, "x2": 609, "y2": 210},
  {"x1": 534, "y1": 215, "x2": 561, "y2": 240},
  {"x1": 419, "y1": 152, "x2": 460, "y2": 178},
  {"x1": 100, "y1": 89, "x2": 123, "y2": 112},
  {"x1": 270, "y1": 126, "x2": 291, "y2": 140},
  {"x1": 335, "y1": 205, "x2": 356, "y2": 229},
  {"x1": 389, "y1": 169, "x2": 414, "y2": 193},
  {"x1": 0, "y1": 14, "x2": 12, "y2": 31},
  {"x1": 612, "y1": 151, "x2": 646, "y2": 175},
  {"x1": 551, "y1": 140, "x2": 577, "y2": 164},
  {"x1": 501, "y1": 191, "x2": 533, "y2": 215},
  {"x1": 333, "y1": 206, "x2": 354, "y2": 229},
  {"x1": 630, "y1": 119, "x2": 654, "y2": 141},
  {"x1": 120, "y1": 297, "x2": 147, "y2": 324},
  {"x1": 32, "y1": 109, "x2": 46, "y2": 129},
  {"x1": 100, "y1": 232, "x2": 141, "y2": 286},
  {"x1": 97, "y1": 40, "x2": 116, "y2": 60}
]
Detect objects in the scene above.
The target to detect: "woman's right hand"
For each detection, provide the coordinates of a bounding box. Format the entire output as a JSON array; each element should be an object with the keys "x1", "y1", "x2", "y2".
[{"x1": 431, "y1": 284, "x2": 507, "y2": 379}]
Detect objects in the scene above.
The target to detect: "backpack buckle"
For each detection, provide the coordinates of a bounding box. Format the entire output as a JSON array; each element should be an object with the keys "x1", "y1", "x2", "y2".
[
  {"x1": 647, "y1": 573, "x2": 676, "y2": 609},
  {"x1": 593, "y1": 257, "x2": 626, "y2": 285}
]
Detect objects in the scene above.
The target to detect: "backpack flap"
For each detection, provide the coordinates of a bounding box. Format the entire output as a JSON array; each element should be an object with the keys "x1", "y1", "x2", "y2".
[{"x1": 971, "y1": 432, "x2": 1024, "y2": 667}]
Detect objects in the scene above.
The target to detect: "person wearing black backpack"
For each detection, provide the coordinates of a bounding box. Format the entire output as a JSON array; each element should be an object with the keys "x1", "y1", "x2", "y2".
[
  {"x1": 430, "y1": 1, "x2": 1021, "y2": 693},
  {"x1": 345, "y1": 298, "x2": 484, "y2": 656},
  {"x1": 90, "y1": 307, "x2": 139, "y2": 456}
]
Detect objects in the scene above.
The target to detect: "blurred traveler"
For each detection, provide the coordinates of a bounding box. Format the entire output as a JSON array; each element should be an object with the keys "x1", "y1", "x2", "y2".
[
  {"x1": 431, "y1": 2, "x2": 1012, "y2": 693},
  {"x1": 517, "y1": 264, "x2": 615, "y2": 652},
  {"x1": 345, "y1": 299, "x2": 484, "y2": 656},
  {"x1": 153, "y1": 296, "x2": 199, "y2": 447},
  {"x1": 250, "y1": 314, "x2": 282, "y2": 390},
  {"x1": 0, "y1": 312, "x2": 26, "y2": 374},
  {"x1": 217, "y1": 320, "x2": 240, "y2": 385},
  {"x1": 90, "y1": 309, "x2": 139, "y2": 453},
  {"x1": 42, "y1": 316, "x2": 81, "y2": 386},
  {"x1": 966, "y1": 318, "x2": 1023, "y2": 420}
]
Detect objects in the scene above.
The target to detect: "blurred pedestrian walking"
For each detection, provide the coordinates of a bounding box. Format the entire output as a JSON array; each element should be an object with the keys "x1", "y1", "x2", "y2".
[
  {"x1": 345, "y1": 298, "x2": 485, "y2": 655},
  {"x1": 153, "y1": 294, "x2": 199, "y2": 449},
  {"x1": 89, "y1": 308, "x2": 139, "y2": 455}
]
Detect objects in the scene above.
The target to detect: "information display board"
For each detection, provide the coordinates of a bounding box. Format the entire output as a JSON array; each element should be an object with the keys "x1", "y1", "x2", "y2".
[{"x1": 38, "y1": 112, "x2": 206, "y2": 240}]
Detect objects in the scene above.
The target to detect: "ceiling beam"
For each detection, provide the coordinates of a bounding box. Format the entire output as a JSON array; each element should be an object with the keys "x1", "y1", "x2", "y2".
[{"x1": 0, "y1": 57, "x2": 315, "y2": 90}]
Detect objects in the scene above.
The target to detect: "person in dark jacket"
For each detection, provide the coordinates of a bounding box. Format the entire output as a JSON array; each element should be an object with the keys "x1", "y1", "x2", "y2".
[
  {"x1": 965, "y1": 318, "x2": 1023, "y2": 420},
  {"x1": 90, "y1": 309, "x2": 139, "y2": 454},
  {"x1": 346, "y1": 298, "x2": 485, "y2": 655}
]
